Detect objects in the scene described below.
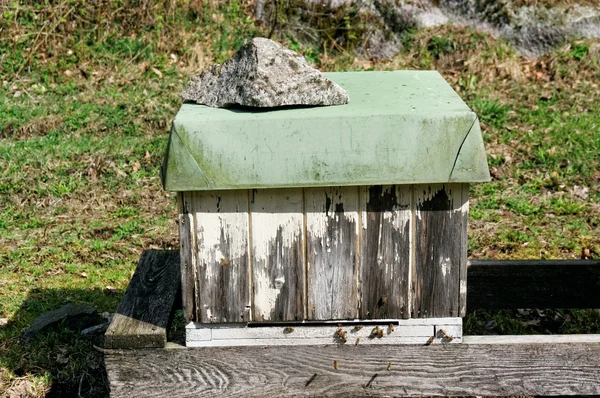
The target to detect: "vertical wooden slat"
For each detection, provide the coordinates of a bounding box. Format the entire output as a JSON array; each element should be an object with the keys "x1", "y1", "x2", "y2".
[
  {"x1": 193, "y1": 190, "x2": 250, "y2": 323},
  {"x1": 305, "y1": 186, "x2": 360, "y2": 320},
  {"x1": 250, "y1": 188, "x2": 305, "y2": 321},
  {"x1": 360, "y1": 185, "x2": 412, "y2": 319},
  {"x1": 179, "y1": 193, "x2": 197, "y2": 323},
  {"x1": 412, "y1": 183, "x2": 466, "y2": 318},
  {"x1": 459, "y1": 184, "x2": 469, "y2": 317}
]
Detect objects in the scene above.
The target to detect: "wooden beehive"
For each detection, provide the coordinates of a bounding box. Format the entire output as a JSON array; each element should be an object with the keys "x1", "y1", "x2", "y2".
[{"x1": 162, "y1": 71, "x2": 490, "y2": 346}]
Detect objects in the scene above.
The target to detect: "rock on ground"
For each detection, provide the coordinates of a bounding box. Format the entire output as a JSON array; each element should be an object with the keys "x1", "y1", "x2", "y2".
[
  {"x1": 21, "y1": 303, "x2": 103, "y2": 343},
  {"x1": 180, "y1": 37, "x2": 349, "y2": 108}
]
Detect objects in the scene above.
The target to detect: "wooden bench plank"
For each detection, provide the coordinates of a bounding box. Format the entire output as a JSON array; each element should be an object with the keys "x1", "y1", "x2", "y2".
[
  {"x1": 104, "y1": 250, "x2": 180, "y2": 349},
  {"x1": 105, "y1": 336, "x2": 600, "y2": 397},
  {"x1": 467, "y1": 259, "x2": 600, "y2": 309}
]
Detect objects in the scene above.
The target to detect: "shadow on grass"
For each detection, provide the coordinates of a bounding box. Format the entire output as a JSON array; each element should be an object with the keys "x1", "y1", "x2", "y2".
[{"x1": 0, "y1": 288, "x2": 122, "y2": 398}]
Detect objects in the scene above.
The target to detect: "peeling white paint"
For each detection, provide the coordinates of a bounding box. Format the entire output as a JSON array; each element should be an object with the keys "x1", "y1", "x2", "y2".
[
  {"x1": 253, "y1": 271, "x2": 281, "y2": 317},
  {"x1": 250, "y1": 189, "x2": 304, "y2": 320},
  {"x1": 460, "y1": 280, "x2": 467, "y2": 295},
  {"x1": 440, "y1": 257, "x2": 451, "y2": 278}
]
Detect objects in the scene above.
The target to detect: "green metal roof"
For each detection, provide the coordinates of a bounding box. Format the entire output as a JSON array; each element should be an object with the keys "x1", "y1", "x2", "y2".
[{"x1": 161, "y1": 71, "x2": 490, "y2": 191}]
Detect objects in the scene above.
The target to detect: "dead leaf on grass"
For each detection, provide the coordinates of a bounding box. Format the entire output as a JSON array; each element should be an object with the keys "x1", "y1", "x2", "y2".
[
  {"x1": 572, "y1": 185, "x2": 589, "y2": 200},
  {"x1": 151, "y1": 67, "x2": 163, "y2": 78}
]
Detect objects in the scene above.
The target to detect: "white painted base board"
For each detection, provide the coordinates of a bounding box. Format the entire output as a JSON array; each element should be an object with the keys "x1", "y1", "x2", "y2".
[{"x1": 186, "y1": 318, "x2": 462, "y2": 347}]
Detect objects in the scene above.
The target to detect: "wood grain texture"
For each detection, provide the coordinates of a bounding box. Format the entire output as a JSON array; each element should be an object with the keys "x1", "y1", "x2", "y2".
[
  {"x1": 458, "y1": 185, "x2": 469, "y2": 317},
  {"x1": 412, "y1": 183, "x2": 466, "y2": 318},
  {"x1": 104, "y1": 250, "x2": 180, "y2": 349},
  {"x1": 105, "y1": 339, "x2": 600, "y2": 397},
  {"x1": 305, "y1": 187, "x2": 360, "y2": 320},
  {"x1": 250, "y1": 188, "x2": 305, "y2": 321},
  {"x1": 179, "y1": 193, "x2": 197, "y2": 323},
  {"x1": 360, "y1": 185, "x2": 411, "y2": 319},
  {"x1": 467, "y1": 259, "x2": 600, "y2": 309},
  {"x1": 192, "y1": 190, "x2": 250, "y2": 323}
]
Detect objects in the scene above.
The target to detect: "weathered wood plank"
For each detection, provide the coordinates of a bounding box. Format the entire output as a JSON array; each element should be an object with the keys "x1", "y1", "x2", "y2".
[
  {"x1": 192, "y1": 190, "x2": 250, "y2": 323},
  {"x1": 105, "y1": 338, "x2": 600, "y2": 397},
  {"x1": 412, "y1": 183, "x2": 466, "y2": 318},
  {"x1": 458, "y1": 185, "x2": 469, "y2": 317},
  {"x1": 186, "y1": 318, "x2": 462, "y2": 347},
  {"x1": 464, "y1": 334, "x2": 600, "y2": 344},
  {"x1": 250, "y1": 188, "x2": 305, "y2": 322},
  {"x1": 305, "y1": 187, "x2": 360, "y2": 320},
  {"x1": 178, "y1": 193, "x2": 196, "y2": 323},
  {"x1": 360, "y1": 185, "x2": 411, "y2": 319},
  {"x1": 467, "y1": 259, "x2": 600, "y2": 309},
  {"x1": 104, "y1": 250, "x2": 180, "y2": 349}
]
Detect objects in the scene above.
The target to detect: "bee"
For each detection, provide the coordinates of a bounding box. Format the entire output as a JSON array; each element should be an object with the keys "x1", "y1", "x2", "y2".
[
  {"x1": 355, "y1": 338, "x2": 360, "y2": 345},
  {"x1": 283, "y1": 326, "x2": 294, "y2": 334},
  {"x1": 439, "y1": 329, "x2": 454, "y2": 342},
  {"x1": 353, "y1": 325, "x2": 363, "y2": 332},
  {"x1": 261, "y1": 314, "x2": 265, "y2": 321},
  {"x1": 388, "y1": 323, "x2": 395, "y2": 333},
  {"x1": 335, "y1": 328, "x2": 348, "y2": 343},
  {"x1": 424, "y1": 335, "x2": 435, "y2": 346},
  {"x1": 333, "y1": 360, "x2": 339, "y2": 370},
  {"x1": 378, "y1": 297, "x2": 388, "y2": 306},
  {"x1": 386, "y1": 362, "x2": 392, "y2": 371},
  {"x1": 219, "y1": 258, "x2": 230, "y2": 267},
  {"x1": 370, "y1": 326, "x2": 384, "y2": 338},
  {"x1": 335, "y1": 328, "x2": 347, "y2": 338}
]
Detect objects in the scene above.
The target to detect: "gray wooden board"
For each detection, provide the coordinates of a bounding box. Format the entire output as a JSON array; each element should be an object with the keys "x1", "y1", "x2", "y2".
[
  {"x1": 105, "y1": 337, "x2": 600, "y2": 397},
  {"x1": 467, "y1": 259, "x2": 600, "y2": 309},
  {"x1": 104, "y1": 250, "x2": 180, "y2": 349},
  {"x1": 305, "y1": 187, "x2": 360, "y2": 320},
  {"x1": 192, "y1": 190, "x2": 250, "y2": 323},
  {"x1": 412, "y1": 184, "x2": 466, "y2": 318},
  {"x1": 458, "y1": 185, "x2": 469, "y2": 317},
  {"x1": 359, "y1": 185, "x2": 411, "y2": 319},
  {"x1": 178, "y1": 197, "x2": 196, "y2": 323},
  {"x1": 250, "y1": 188, "x2": 305, "y2": 321}
]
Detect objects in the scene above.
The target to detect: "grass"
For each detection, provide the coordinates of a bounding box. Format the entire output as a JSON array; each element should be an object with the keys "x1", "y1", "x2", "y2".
[{"x1": 1, "y1": 1, "x2": 599, "y2": 396}]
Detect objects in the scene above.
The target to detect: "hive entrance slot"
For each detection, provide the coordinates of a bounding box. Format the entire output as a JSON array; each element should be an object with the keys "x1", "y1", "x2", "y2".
[{"x1": 247, "y1": 319, "x2": 401, "y2": 328}]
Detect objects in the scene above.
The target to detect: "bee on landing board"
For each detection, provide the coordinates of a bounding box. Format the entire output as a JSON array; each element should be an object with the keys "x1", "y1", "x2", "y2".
[
  {"x1": 387, "y1": 362, "x2": 392, "y2": 371},
  {"x1": 439, "y1": 329, "x2": 454, "y2": 342},
  {"x1": 333, "y1": 360, "x2": 339, "y2": 370},
  {"x1": 335, "y1": 328, "x2": 348, "y2": 343},
  {"x1": 283, "y1": 326, "x2": 294, "y2": 334},
  {"x1": 370, "y1": 326, "x2": 384, "y2": 338},
  {"x1": 424, "y1": 336, "x2": 435, "y2": 346}
]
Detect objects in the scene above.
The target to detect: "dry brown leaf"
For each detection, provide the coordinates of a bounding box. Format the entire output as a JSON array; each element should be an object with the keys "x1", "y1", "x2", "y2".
[
  {"x1": 151, "y1": 67, "x2": 163, "y2": 78},
  {"x1": 131, "y1": 160, "x2": 141, "y2": 173}
]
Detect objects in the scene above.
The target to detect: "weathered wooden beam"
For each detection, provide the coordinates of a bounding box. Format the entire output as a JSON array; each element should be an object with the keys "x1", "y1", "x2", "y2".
[
  {"x1": 105, "y1": 335, "x2": 600, "y2": 397},
  {"x1": 467, "y1": 259, "x2": 600, "y2": 309},
  {"x1": 104, "y1": 250, "x2": 181, "y2": 349}
]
